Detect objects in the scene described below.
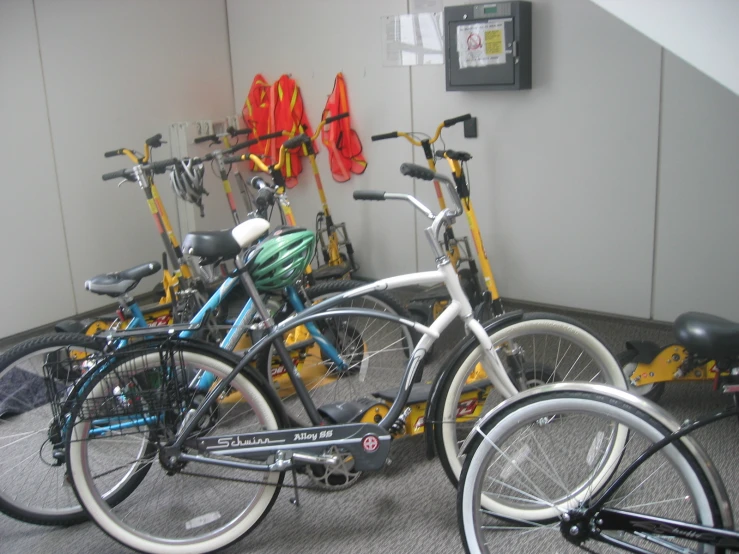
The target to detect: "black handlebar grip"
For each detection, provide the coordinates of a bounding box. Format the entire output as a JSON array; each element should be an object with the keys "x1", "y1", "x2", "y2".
[
  {"x1": 443, "y1": 114, "x2": 472, "y2": 128},
  {"x1": 194, "y1": 134, "x2": 218, "y2": 144},
  {"x1": 104, "y1": 149, "x2": 124, "y2": 158},
  {"x1": 227, "y1": 142, "x2": 251, "y2": 154},
  {"x1": 400, "y1": 163, "x2": 436, "y2": 181},
  {"x1": 257, "y1": 131, "x2": 285, "y2": 141},
  {"x1": 102, "y1": 169, "x2": 131, "y2": 181},
  {"x1": 227, "y1": 126, "x2": 251, "y2": 137},
  {"x1": 145, "y1": 133, "x2": 163, "y2": 147},
  {"x1": 325, "y1": 112, "x2": 349, "y2": 124},
  {"x1": 222, "y1": 155, "x2": 243, "y2": 164},
  {"x1": 353, "y1": 190, "x2": 386, "y2": 201},
  {"x1": 371, "y1": 132, "x2": 398, "y2": 141},
  {"x1": 148, "y1": 158, "x2": 178, "y2": 174},
  {"x1": 283, "y1": 134, "x2": 311, "y2": 150}
]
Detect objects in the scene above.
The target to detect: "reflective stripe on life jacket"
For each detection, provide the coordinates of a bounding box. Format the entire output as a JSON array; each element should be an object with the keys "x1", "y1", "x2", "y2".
[
  {"x1": 243, "y1": 74, "x2": 271, "y2": 170},
  {"x1": 271, "y1": 75, "x2": 315, "y2": 188},
  {"x1": 321, "y1": 73, "x2": 367, "y2": 183}
]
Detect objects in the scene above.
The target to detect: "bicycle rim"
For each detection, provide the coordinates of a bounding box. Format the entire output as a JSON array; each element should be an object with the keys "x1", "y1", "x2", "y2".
[
  {"x1": 67, "y1": 346, "x2": 281, "y2": 554},
  {"x1": 264, "y1": 302, "x2": 414, "y2": 428},
  {"x1": 460, "y1": 391, "x2": 724, "y2": 553},
  {"x1": 437, "y1": 316, "x2": 626, "y2": 485}
]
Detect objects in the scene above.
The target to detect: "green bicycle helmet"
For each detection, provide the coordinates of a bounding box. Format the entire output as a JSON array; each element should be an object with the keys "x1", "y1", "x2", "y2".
[{"x1": 246, "y1": 227, "x2": 316, "y2": 291}]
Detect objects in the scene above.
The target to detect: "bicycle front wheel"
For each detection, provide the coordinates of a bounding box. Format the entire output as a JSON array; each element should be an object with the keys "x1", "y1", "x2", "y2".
[
  {"x1": 458, "y1": 385, "x2": 727, "y2": 554},
  {"x1": 66, "y1": 341, "x2": 282, "y2": 554},
  {"x1": 434, "y1": 314, "x2": 627, "y2": 486}
]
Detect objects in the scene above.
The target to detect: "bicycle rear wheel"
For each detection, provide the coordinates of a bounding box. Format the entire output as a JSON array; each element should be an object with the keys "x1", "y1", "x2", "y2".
[
  {"x1": 458, "y1": 385, "x2": 727, "y2": 554},
  {"x1": 66, "y1": 341, "x2": 282, "y2": 554},
  {"x1": 261, "y1": 295, "x2": 415, "y2": 427},
  {"x1": 0, "y1": 333, "x2": 111, "y2": 525}
]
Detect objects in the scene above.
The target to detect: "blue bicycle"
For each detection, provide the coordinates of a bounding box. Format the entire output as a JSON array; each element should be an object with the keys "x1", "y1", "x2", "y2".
[{"x1": 0, "y1": 164, "x2": 412, "y2": 526}]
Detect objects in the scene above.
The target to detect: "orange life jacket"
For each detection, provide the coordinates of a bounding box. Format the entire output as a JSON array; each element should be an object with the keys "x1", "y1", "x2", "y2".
[
  {"x1": 243, "y1": 74, "x2": 271, "y2": 171},
  {"x1": 270, "y1": 75, "x2": 314, "y2": 188},
  {"x1": 321, "y1": 73, "x2": 367, "y2": 183}
]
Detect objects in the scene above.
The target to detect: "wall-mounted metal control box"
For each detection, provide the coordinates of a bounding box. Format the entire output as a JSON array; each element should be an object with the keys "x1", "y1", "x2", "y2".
[{"x1": 445, "y1": 2, "x2": 531, "y2": 91}]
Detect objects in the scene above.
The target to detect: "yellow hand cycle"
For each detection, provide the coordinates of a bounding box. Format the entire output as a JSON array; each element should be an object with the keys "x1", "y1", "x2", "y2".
[
  {"x1": 63, "y1": 135, "x2": 193, "y2": 336},
  {"x1": 372, "y1": 115, "x2": 502, "y2": 322},
  {"x1": 226, "y1": 114, "x2": 359, "y2": 281}
]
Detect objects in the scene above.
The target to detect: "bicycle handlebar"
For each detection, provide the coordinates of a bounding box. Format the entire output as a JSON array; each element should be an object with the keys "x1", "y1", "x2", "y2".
[
  {"x1": 226, "y1": 141, "x2": 252, "y2": 155},
  {"x1": 148, "y1": 158, "x2": 178, "y2": 174},
  {"x1": 443, "y1": 114, "x2": 471, "y2": 128},
  {"x1": 400, "y1": 163, "x2": 436, "y2": 181},
  {"x1": 103, "y1": 158, "x2": 177, "y2": 182},
  {"x1": 194, "y1": 134, "x2": 218, "y2": 145},
  {"x1": 353, "y1": 190, "x2": 386, "y2": 201},
  {"x1": 102, "y1": 168, "x2": 133, "y2": 181},
  {"x1": 436, "y1": 149, "x2": 473, "y2": 162},
  {"x1": 145, "y1": 133, "x2": 164, "y2": 147},
  {"x1": 239, "y1": 113, "x2": 350, "y2": 174},
  {"x1": 104, "y1": 133, "x2": 165, "y2": 163},
  {"x1": 372, "y1": 114, "x2": 472, "y2": 146},
  {"x1": 227, "y1": 126, "x2": 251, "y2": 137},
  {"x1": 324, "y1": 112, "x2": 349, "y2": 124},
  {"x1": 283, "y1": 134, "x2": 311, "y2": 150},
  {"x1": 371, "y1": 132, "x2": 398, "y2": 142},
  {"x1": 399, "y1": 163, "x2": 462, "y2": 216}
]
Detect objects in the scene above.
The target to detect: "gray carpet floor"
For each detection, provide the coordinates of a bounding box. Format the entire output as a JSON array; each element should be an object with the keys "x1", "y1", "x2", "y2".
[{"x1": 2, "y1": 299, "x2": 739, "y2": 553}]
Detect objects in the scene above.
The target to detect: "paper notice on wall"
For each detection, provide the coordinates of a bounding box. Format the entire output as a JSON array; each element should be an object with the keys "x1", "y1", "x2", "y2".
[
  {"x1": 456, "y1": 20, "x2": 506, "y2": 68},
  {"x1": 410, "y1": 0, "x2": 443, "y2": 14},
  {"x1": 381, "y1": 13, "x2": 444, "y2": 67}
]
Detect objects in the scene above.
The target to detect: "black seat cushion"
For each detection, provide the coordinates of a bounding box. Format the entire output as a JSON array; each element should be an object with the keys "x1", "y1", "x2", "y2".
[
  {"x1": 183, "y1": 230, "x2": 242, "y2": 260},
  {"x1": 118, "y1": 261, "x2": 161, "y2": 281},
  {"x1": 675, "y1": 311, "x2": 739, "y2": 359},
  {"x1": 85, "y1": 261, "x2": 161, "y2": 297}
]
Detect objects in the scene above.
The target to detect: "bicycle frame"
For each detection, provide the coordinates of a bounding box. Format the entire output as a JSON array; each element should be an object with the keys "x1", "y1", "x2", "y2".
[
  {"x1": 580, "y1": 404, "x2": 739, "y2": 552},
  {"x1": 160, "y1": 198, "x2": 519, "y2": 472},
  {"x1": 105, "y1": 138, "x2": 198, "y2": 311},
  {"x1": 458, "y1": 381, "x2": 737, "y2": 553}
]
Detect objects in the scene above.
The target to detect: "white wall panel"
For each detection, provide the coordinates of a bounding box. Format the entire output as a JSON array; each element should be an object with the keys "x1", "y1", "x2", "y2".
[
  {"x1": 0, "y1": 0, "x2": 76, "y2": 337},
  {"x1": 591, "y1": 0, "x2": 739, "y2": 97},
  {"x1": 35, "y1": 0, "x2": 235, "y2": 313},
  {"x1": 652, "y1": 52, "x2": 739, "y2": 322}
]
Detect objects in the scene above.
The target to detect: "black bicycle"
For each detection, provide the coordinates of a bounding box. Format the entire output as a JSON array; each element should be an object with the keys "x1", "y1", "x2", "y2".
[{"x1": 458, "y1": 310, "x2": 739, "y2": 553}]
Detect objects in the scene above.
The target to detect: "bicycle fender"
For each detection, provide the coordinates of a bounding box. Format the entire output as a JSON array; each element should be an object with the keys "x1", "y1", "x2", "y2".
[{"x1": 423, "y1": 310, "x2": 525, "y2": 460}]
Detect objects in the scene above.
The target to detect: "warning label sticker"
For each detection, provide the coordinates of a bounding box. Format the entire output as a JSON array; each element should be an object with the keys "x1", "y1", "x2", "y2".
[{"x1": 456, "y1": 20, "x2": 506, "y2": 68}]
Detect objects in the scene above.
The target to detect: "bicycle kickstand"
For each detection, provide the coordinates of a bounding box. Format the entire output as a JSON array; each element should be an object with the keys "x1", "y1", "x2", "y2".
[{"x1": 289, "y1": 467, "x2": 301, "y2": 507}]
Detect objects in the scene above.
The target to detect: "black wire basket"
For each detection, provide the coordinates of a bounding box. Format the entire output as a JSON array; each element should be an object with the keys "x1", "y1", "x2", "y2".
[{"x1": 70, "y1": 340, "x2": 196, "y2": 439}]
